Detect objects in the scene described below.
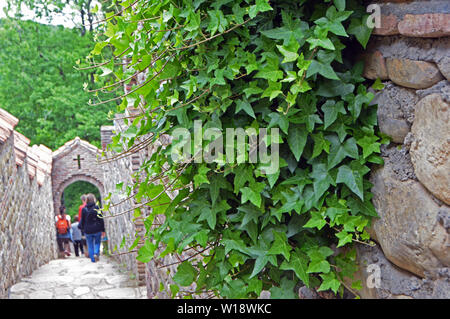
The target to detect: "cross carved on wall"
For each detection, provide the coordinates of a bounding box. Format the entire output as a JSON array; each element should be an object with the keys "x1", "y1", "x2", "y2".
[{"x1": 73, "y1": 154, "x2": 85, "y2": 169}]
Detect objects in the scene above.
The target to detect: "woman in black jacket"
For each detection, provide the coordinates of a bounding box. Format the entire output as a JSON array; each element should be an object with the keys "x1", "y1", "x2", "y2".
[{"x1": 78, "y1": 193, "x2": 105, "y2": 262}]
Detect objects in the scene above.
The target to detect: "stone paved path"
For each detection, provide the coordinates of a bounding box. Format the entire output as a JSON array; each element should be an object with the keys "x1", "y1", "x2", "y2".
[{"x1": 8, "y1": 255, "x2": 147, "y2": 299}]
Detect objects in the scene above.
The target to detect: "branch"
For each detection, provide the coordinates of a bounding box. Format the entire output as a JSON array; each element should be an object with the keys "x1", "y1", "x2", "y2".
[
  {"x1": 169, "y1": 18, "x2": 252, "y2": 51},
  {"x1": 88, "y1": 0, "x2": 140, "y2": 26},
  {"x1": 74, "y1": 47, "x2": 131, "y2": 71},
  {"x1": 88, "y1": 49, "x2": 169, "y2": 93},
  {"x1": 88, "y1": 53, "x2": 176, "y2": 106}
]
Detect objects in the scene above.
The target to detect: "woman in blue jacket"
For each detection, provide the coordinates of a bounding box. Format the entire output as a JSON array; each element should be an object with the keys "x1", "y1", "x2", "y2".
[{"x1": 78, "y1": 193, "x2": 105, "y2": 263}]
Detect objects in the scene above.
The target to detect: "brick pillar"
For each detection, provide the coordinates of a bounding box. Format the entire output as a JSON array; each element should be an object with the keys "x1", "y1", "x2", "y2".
[{"x1": 100, "y1": 126, "x2": 115, "y2": 151}]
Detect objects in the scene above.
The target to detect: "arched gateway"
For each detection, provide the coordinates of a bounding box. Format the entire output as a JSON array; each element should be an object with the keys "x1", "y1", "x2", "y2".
[{"x1": 51, "y1": 137, "x2": 105, "y2": 215}]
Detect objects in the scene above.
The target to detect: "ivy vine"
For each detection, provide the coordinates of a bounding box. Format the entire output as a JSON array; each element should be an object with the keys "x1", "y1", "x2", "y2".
[{"x1": 87, "y1": 0, "x2": 386, "y2": 299}]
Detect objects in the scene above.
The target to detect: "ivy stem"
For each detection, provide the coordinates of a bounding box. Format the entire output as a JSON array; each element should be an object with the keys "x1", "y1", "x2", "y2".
[{"x1": 169, "y1": 18, "x2": 252, "y2": 51}]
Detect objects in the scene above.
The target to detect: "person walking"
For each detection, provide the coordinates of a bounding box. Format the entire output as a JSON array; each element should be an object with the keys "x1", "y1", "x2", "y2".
[
  {"x1": 78, "y1": 194, "x2": 87, "y2": 222},
  {"x1": 71, "y1": 216, "x2": 84, "y2": 257},
  {"x1": 78, "y1": 194, "x2": 89, "y2": 257},
  {"x1": 78, "y1": 193, "x2": 105, "y2": 263},
  {"x1": 55, "y1": 206, "x2": 71, "y2": 258}
]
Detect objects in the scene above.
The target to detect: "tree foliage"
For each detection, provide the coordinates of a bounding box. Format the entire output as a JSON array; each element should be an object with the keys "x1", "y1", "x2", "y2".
[
  {"x1": 0, "y1": 18, "x2": 114, "y2": 149},
  {"x1": 3, "y1": 0, "x2": 117, "y2": 35},
  {"x1": 90, "y1": 0, "x2": 385, "y2": 298},
  {"x1": 62, "y1": 181, "x2": 101, "y2": 220}
]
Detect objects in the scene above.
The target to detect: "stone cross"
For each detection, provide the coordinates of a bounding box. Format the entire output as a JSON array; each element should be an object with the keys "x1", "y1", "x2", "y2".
[{"x1": 73, "y1": 154, "x2": 85, "y2": 169}]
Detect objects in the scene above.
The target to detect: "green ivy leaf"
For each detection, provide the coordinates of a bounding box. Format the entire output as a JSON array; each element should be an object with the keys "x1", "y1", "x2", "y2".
[
  {"x1": 336, "y1": 230, "x2": 353, "y2": 247},
  {"x1": 287, "y1": 124, "x2": 308, "y2": 161},
  {"x1": 322, "y1": 100, "x2": 346, "y2": 129},
  {"x1": 235, "y1": 98, "x2": 256, "y2": 118},
  {"x1": 336, "y1": 165, "x2": 364, "y2": 200},
  {"x1": 277, "y1": 44, "x2": 299, "y2": 63},
  {"x1": 311, "y1": 132, "x2": 331, "y2": 158},
  {"x1": 269, "y1": 277, "x2": 297, "y2": 299},
  {"x1": 194, "y1": 165, "x2": 211, "y2": 187},
  {"x1": 318, "y1": 271, "x2": 341, "y2": 294},
  {"x1": 307, "y1": 60, "x2": 340, "y2": 80},
  {"x1": 327, "y1": 136, "x2": 359, "y2": 169},
  {"x1": 371, "y1": 78, "x2": 385, "y2": 91},
  {"x1": 348, "y1": 16, "x2": 372, "y2": 49},
  {"x1": 173, "y1": 262, "x2": 197, "y2": 286},
  {"x1": 241, "y1": 183, "x2": 265, "y2": 207},
  {"x1": 280, "y1": 249, "x2": 310, "y2": 286},
  {"x1": 249, "y1": 0, "x2": 273, "y2": 19},
  {"x1": 334, "y1": 0, "x2": 346, "y2": 11},
  {"x1": 357, "y1": 135, "x2": 381, "y2": 159},
  {"x1": 304, "y1": 211, "x2": 327, "y2": 230},
  {"x1": 268, "y1": 231, "x2": 292, "y2": 261}
]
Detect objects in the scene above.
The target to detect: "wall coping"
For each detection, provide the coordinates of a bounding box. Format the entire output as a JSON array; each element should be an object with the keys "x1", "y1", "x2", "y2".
[{"x1": 0, "y1": 107, "x2": 52, "y2": 186}]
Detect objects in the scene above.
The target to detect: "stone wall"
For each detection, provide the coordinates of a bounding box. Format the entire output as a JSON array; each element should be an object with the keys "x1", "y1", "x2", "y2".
[
  {"x1": 100, "y1": 124, "x2": 144, "y2": 283},
  {"x1": 0, "y1": 108, "x2": 57, "y2": 299},
  {"x1": 355, "y1": 0, "x2": 450, "y2": 298},
  {"x1": 51, "y1": 137, "x2": 105, "y2": 215},
  {"x1": 101, "y1": 110, "x2": 205, "y2": 298}
]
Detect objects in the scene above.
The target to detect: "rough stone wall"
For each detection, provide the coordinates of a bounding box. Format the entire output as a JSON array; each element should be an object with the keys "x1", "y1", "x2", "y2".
[
  {"x1": 101, "y1": 105, "x2": 204, "y2": 298},
  {"x1": 100, "y1": 124, "x2": 143, "y2": 283},
  {"x1": 139, "y1": 135, "x2": 205, "y2": 299},
  {"x1": 355, "y1": 0, "x2": 450, "y2": 298},
  {"x1": 0, "y1": 108, "x2": 57, "y2": 299}
]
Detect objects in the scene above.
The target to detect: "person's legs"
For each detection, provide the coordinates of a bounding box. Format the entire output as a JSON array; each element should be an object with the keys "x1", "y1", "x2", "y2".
[
  {"x1": 67, "y1": 238, "x2": 72, "y2": 253},
  {"x1": 93, "y1": 232, "x2": 102, "y2": 261},
  {"x1": 56, "y1": 237, "x2": 65, "y2": 258},
  {"x1": 79, "y1": 239, "x2": 85, "y2": 254},
  {"x1": 63, "y1": 238, "x2": 71, "y2": 256},
  {"x1": 82, "y1": 238, "x2": 88, "y2": 257},
  {"x1": 85, "y1": 234, "x2": 95, "y2": 262},
  {"x1": 56, "y1": 237, "x2": 64, "y2": 252},
  {"x1": 73, "y1": 240, "x2": 80, "y2": 257}
]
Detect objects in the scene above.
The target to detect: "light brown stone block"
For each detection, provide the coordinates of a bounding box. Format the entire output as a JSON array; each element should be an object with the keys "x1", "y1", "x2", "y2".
[
  {"x1": 386, "y1": 58, "x2": 444, "y2": 89},
  {"x1": 373, "y1": 14, "x2": 399, "y2": 36},
  {"x1": 410, "y1": 93, "x2": 450, "y2": 205},
  {"x1": 398, "y1": 13, "x2": 450, "y2": 38}
]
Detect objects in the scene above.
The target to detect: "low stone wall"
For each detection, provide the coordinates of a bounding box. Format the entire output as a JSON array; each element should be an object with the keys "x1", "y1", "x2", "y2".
[
  {"x1": 0, "y1": 108, "x2": 57, "y2": 299},
  {"x1": 356, "y1": 0, "x2": 450, "y2": 298}
]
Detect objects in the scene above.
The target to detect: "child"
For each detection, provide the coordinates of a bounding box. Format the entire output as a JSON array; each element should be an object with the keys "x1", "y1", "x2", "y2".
[{"x1": 71, "y1": 216, "x2": 84, "y2": 257}]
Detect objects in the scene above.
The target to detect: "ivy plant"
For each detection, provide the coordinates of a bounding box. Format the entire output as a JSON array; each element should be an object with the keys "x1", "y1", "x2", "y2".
[{"x1": 87, "y1": 0, "x2": 384, "y2": 299}]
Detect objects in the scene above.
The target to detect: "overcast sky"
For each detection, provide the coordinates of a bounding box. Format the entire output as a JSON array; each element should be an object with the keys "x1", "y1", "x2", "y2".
[{"x1": 0, "y1": 0, "x2": 83, "y2": 28}]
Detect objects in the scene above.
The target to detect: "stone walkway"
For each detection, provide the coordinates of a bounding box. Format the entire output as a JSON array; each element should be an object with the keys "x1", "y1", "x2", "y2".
[{"x1": 8, "y1": 255, "x2": 147, "y2": 299}]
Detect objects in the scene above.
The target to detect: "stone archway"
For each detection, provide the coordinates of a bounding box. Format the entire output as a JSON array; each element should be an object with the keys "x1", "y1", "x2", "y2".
[{"x1": 51, "y1": 137, "x2": 105, "y2": 215}]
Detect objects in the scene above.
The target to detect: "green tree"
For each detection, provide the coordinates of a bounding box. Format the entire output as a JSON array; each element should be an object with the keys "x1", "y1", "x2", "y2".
[
  {"x1": 62, "y1": 181, "x2": 101, "y2": 220},
  {"x1": 0, "y1": 18, "x2": 115, "y2": 149},
  {"x1": 3, "y1": 0, "x2": 116, "y2": 35}
]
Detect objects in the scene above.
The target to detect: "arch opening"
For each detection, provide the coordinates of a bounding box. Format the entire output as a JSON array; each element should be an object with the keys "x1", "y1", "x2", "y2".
[
  {"x1": 53, "y1": 174, "x2": 105, "y2": 219},
  {"x1": 60, "y1": 180, "x2": 102, "y2": 221}
]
